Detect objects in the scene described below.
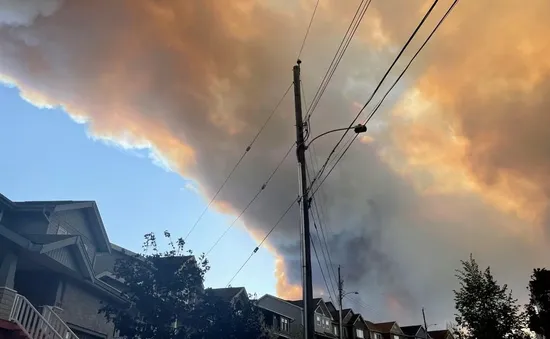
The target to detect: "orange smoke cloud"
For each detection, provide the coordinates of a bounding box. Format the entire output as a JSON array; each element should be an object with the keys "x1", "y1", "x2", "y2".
[{"x1": 275, "y1": 256, "x2": 302, "y2": 300}]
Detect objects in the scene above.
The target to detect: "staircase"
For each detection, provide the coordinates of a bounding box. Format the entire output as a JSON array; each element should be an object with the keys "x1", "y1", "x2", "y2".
[{"x1": 8, "y1": 294, "x2": 79, "y2": 339}]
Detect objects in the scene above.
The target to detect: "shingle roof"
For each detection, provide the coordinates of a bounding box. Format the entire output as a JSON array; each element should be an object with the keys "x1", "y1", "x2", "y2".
[
  {"x1": 286, "y1": 298, "x2": 322, "y2": 308},
  {"x1": 428, "y1": 330, "x2": 451, "y2": 339},
  {"x1": 210, "y1": 287, "x2": 246, "y2": 301},
  {"x1": 375, "y1": 321, "x2": 397, "y2": 333},
  {"x1": 401, "y1": 325, "x2": 422, "y2": 336},
  {"x1": 348, "y1": 313, "x2": 362, "y2": 324}
]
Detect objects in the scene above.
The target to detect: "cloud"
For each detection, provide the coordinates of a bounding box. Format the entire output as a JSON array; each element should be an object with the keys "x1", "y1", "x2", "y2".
[{"x1": 1, "y1": 0, "x2": 549, "y2": 325}]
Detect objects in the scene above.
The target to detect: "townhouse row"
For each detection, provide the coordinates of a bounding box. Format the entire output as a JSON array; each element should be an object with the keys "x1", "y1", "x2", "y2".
[{"x1": 255, "y1": 294, "x2": 454, "y2": 339}]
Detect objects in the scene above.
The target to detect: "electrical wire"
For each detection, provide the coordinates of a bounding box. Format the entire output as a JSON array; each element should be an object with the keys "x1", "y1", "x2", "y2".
[
  {"x1": 305, "y1": 0, "x2": 373, "y2": 121},
  {"x1": 306, "y1": 160, "x2": 339, "y2": 295},
  {"x1": 226, "y1": 196, "x2": 300, "y2": 287},
  {"x1": 311, "y1": 234, "x2": 336, "y2": 303},
  {"x1": 310, "y1": 0, "x2": 460, "y2": 199},
  {"x1": 206, "y1": 144, "x2": 295, "y2": 255},
  {"x1": 184, "y1": 83, "x2": 293, "y2": 241},
  {"x1": 307, "y1": 0, "x2": 442, "y2": 195},
  {"x1": 298, "y1": 0, "x2": 322, "y2": 60}
]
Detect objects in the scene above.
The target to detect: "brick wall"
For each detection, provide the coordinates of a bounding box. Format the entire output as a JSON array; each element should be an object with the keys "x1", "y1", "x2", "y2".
[{"x1": 57, "y1": 280, "x2": 115, "y2": 339}]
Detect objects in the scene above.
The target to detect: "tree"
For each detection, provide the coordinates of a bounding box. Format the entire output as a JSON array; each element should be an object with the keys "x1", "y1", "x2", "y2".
[
  {"x1": 454, "y1": 254, "x2": 526, "y2": 339},
  {"x1": 526, "y1": 268, "x2": 550, "y2": 337},
  {"x1": 100, "y1": 231, "x2": 269, "y2": 339}
]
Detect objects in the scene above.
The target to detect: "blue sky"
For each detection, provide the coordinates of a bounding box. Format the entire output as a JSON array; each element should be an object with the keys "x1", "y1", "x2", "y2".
[{"x1": 0, "y1": 85, "x2": 276, "y2": 296}]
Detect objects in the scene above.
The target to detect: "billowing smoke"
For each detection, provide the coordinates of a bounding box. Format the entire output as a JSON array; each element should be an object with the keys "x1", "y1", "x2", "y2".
[{"x1": 1, "y1": 0, "x2": 550, "y2": 325}]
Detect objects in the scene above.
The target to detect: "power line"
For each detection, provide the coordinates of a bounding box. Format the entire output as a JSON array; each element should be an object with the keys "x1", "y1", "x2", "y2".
[
  {"x1": 184, "y1": 83, "x2": 293, "y2": 241},
  {"x1": 305, "y1": 0, "x2": 373, "y2": 121},
  {"x1": 206, "y1": 144, "x2": 295, "y2": 255},
  {"x1": 307, "y1": 0, "x2": 442, "y2": 195},
  {"x1": 303, "y1": 84, "x2": 338, "y2": 295},
  {"x1": 310, "y1": 0, "x2": 460, "y2": 198},
  {"x1": 298, "y1": 0, "x2": 322, "y2": 59},
  {"x1": 311, "y1": 234, "x2": 336, "y2": 303},
  {"x1": 226, "y1": 196, "x2": 299, "y2": 287},
  {"x1": 306, "y1": 159, "x2": 338, "y2": 294}
]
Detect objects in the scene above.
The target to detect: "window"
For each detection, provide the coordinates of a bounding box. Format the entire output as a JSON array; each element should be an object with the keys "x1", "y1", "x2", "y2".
[
  {"x1": 357, "y1": 329, "x2": 364, "y2": 338},
  {"x1": 393, "y1": 335, "x2": 400, "y2": 339},
  {"x1": 373, "y1": 333, "x2": 383, "y2": 339},
  {"x1": 333, "y1": 325, "x2": 338, "y2": 335},
  {"x1": 57, "y1": 226, "x2": 68, "y2": 235},
  {"x1": 325, "y1": 319, "x2": 330, "y2": 327},
  {"x1": 316, "y1": 315, "x2": 321, "y2": 325},
  {"x1": 273, "y1": 315, "x2": 278, "y2": 329},
  {"x1": 281, "y1": 317, "x2": 289, "y2": 332}
]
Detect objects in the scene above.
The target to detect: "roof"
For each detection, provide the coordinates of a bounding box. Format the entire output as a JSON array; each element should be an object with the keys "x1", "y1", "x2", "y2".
[
  {"x1": 428, "y1": 330, "x2": 452, "y2": 339},
  {"x1": 349, "y1": 313, "x2": 362, "y2": 325},
  {"x1": 210, "y1": 287, "x2": 247, "y2": 302},
  {"x1": 256, "y1": 294, "x2": 302, "y2": 322},
  {"x1": 401, "y1": 325, "x2": 423, "y2": 336},
  {"x1": 286, "y1": 298, "x2": 322, "y2": 308},
  {"x1": 375, "y1": 321, "x2": 397, "y2": 333},
  {"x1": 0, "y1": 193, "x2": 111, "y2": 253}
]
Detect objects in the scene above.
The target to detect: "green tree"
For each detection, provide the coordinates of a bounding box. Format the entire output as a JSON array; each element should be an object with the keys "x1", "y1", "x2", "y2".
[
  {"x1": 454, "y1": 254, "x2": 526, "y2": 339},
  {"x1": 526, "y1": 268, "x2": 550, "y2": 337},
  {"x1": 100, "y1": 231, "x2": 269, "y2": 339}
]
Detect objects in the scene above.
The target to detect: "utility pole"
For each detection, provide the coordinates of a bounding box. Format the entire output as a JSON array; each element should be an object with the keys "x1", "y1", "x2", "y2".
[
  {"x1": 422, "y1": 307, "x2": 428, "y2": 339},
  {"x1": 338, "y1": 266, "x2": 343, "y2": 339},
  {"x1": 293, "y1": 60, "x2": 314, "y2": 339}
]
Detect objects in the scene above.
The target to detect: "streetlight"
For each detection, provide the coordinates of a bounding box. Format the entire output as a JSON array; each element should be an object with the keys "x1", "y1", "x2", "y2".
[
  {"x1": 305, "y1": 124, "x2": 367, "y2": 149},
  {"x1": 338, "y1": 266, "x2": 360, "y2": 339},
  {"x1": 339, "y1": 291, "x2": 359, "y2": 339},
  {"x1": 293, "y1": 61, "x2": 367, "y2": 339}
]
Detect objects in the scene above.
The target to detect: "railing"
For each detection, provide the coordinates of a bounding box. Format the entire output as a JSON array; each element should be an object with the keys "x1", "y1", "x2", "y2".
[
  {"x1": 42, "y1": 306, "x2": 79, "y2": 339},
  {"x1": 9, "y1": 294, "x2": 78, "y2": 339}
]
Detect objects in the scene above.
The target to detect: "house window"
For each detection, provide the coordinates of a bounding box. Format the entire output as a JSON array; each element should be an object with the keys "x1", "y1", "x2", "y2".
[
  {"x1": 357, "y1": 329, "x2": 364, "y2": 338},
  {"x1": 333, "y1": 325, "x2": 338, "y2": 335},
  {"x1": 281, "y1": 317, "x2": 289, "y2": 332},
  {"x1": 316, "y1": 315, "x2": 321, "y2": 325},
  {"x1": 273, "y1": 315, "x2": 278, "y2": 329},
  {"x1": 57, "y1": 226, "x2": 68, "y2": 235},
  {"x1": 373, "y1": 333, "x2": 383, "y2": 339},
  {"x1": 325, "y1": 319, "x2": 329, "y2": 327},
  {"x1": 393, "y1": 335, "x2": 400, "y2": 339}
]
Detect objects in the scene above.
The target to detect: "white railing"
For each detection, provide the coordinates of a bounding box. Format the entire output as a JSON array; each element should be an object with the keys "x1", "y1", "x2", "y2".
[
  {"x1": 9, "y1": 294, "x2": 78, "y2": 339},
  {"x1": 42, "y1": 306, "x2": 79, "y2": 339}
]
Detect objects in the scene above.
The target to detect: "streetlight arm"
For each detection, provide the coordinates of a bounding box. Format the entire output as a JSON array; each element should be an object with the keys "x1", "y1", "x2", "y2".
[{"x1": 305, "y1": 124, "x2": 367, "y2": 149}]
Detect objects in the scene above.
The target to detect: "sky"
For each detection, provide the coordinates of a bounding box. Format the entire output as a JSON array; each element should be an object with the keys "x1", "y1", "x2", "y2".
[
  {"x1": 0, "y1": 84, "x2": 277, "y2": 296},
  {"x1": 1, "y1": 0, "x2": 550, "y2": 327}
]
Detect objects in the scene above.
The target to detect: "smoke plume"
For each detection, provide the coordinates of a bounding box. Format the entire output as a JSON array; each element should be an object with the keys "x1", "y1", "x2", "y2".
[{"x1": 1, "y1": 0, "x2": 549, "y2": 324}]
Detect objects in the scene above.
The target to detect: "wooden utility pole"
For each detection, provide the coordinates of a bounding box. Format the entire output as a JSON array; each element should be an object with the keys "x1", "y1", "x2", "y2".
[
  {"x1": 338, "y1": 265, "x2": 344, "y2": 339},
  {"x1": 422, "y1": 307, "x2": 428, "y2": 339},
  {"x1": 293, "y1": 60, "x2": 314, "y2": 339}
]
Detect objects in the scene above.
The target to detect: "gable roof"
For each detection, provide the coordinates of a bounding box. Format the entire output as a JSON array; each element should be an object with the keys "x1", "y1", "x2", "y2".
[
  {"x1": 286, "y1": 298, "x2": 322, "y2": 308},
  {"x1": 256, "y1": 294, "x2": 302, "y2": 322},
  {"x1": 210, "y1": 287, "x2": 247, "y2": 302},
  {"x1": 0, "y1": 193, "x2": 111, "y2": 253},
  {"x1": 374, "y1": 321, "x2": 403, "y2": 334},
  {"x1": 428, "y1": 330, "x2": 453, "y2": 339},
  {"x1": 402, "y1": 325, "x2": 423, "y2": 336}
]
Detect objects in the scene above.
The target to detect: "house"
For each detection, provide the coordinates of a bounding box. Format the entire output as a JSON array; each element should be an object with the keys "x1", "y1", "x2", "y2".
[
  {"x1": 256, "y1": 294, "x2": 302, "y2": 339},
  {"x1": 401, "y1": 325, "x2": 430, "y2": 339},
  {"x1": 0, "y1": 194, "x2": 126, "y2": 339},
  {"x1": 427, "y1": 330, "x2": 454, "y2": 339},
  {"x1": 287, "y1": 298, "x2": 337, "y2": 338},
  {"x1": 372, "y1": 321, "x2": 406, "y2": 339},
  {"x1": 325, "y1": 302, "x2": 369, "y2": 339}
]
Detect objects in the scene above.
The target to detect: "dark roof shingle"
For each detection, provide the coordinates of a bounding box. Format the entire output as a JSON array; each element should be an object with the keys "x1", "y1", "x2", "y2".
[
  {"x1": 209, "y1": 287, "x2": 246, "y2": 301},
  {"x1": 401, "y1": 325, "x2": 422, "y2": 336}
]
